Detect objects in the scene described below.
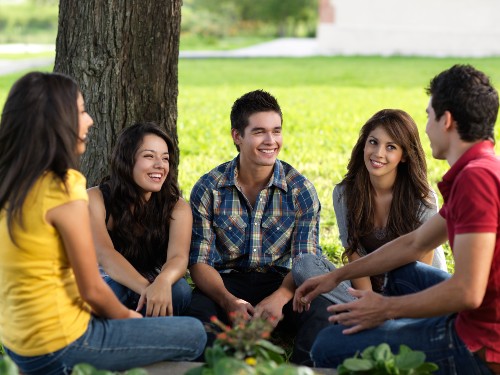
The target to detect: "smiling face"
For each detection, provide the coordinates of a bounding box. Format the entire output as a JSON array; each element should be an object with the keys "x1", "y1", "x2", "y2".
[
  {"x1": 363, "y1": 126, "x2": 404, "y2": 185},
  {"x1": 232, "y1": 111, "x2": 282, "y2": 169},
  {"x1": 132, "y1": 134, "x2": 170, "y2": 200},
  {"x1": 76, "y1": 92, "x2": 94, "y2": 155}
]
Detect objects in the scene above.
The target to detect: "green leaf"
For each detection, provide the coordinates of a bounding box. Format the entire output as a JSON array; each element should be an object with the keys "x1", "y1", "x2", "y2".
[
  {"x1": 124, "y1": 368, "x2": 149, "y2": 375},
  {"x1": 205, "y1": 345, "x2": 229, "y2": 367},
  {"x1": 213, "y1": 357, "x2": 254, "y2": 375},
  {"x1": 361, "y1": 346, "x2": 376, "y2": 360},
  {"x1": 416, "y1": 362, "x2": 439, "y2": 372},
  {"x1": 184, "y1": 366, "x2": 207, "y2": 375},
  {"x1": 256, "y1": 339, "x2": 285, "y2": 354},
  {"x1": 343, "y1": 358, "x2": 374, "y2": 371},
  {"x1": 0, "y1": 356, "x2": 19, "y2": 375},
  {"x1": 398, "y1": 345, "x2": 411, "y2": 354},
  {"x1": 374, "y1": 343, "x2": 393, "y2": 362},
  {"x1": 71, "y1": 363, "x2": 100, "y2": 375},
  {"x1": 395, "y1": 351, "x2": 425, "y2": 370}
]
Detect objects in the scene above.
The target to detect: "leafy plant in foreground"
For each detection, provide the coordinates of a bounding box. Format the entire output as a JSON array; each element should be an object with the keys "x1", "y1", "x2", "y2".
[
  {"x1": 186, "y1": 312, "x2": 315, "y2": 375},
  {"x1": 337, "y1": 343, "x2": 438, "y2": 375}
]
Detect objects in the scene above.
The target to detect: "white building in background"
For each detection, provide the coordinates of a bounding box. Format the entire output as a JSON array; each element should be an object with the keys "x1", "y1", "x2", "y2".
[{"x1": 317, "y1": 0, "x2": 500, "y2": 57}]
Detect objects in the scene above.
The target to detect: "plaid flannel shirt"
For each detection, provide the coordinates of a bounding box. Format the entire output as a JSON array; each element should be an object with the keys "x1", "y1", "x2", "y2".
[{"x1": 189, "y1": 156, "x2": 322, "y2": 275}]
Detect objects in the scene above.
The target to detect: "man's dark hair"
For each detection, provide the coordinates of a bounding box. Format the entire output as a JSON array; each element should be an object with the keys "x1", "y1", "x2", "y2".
[
  {"x1": 427, "y1": 64, "x2": 499, "y2": 142},
  {"x1": 230, "y1": 90, "x2": 282, "y2": 151}
]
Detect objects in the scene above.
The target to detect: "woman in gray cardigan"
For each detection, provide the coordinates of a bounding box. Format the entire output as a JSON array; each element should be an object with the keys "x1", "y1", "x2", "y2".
[{"x1": 293, "y1": 109, "x2": 448, "y2": 304}]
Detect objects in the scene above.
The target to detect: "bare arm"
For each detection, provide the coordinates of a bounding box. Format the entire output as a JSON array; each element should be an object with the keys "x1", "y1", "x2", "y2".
[
  {"x1": 190, "y1": 263, "x2": 255, "y2": 320},
  {"x1": 138, "y1": 198, "x2": 192, "y2": 316},
  {"x1": 329, "y1": 230, "x2": 495, "y2": 334},
  {"x1": 87, "y1": 187, "x2": 149, "y2": 295},
  {"x1": 347, "y1": 252, "x2": 373, "y2": 291},
  {"x1": 47, "y1": 199, "x2": 141, "y2": 319}
]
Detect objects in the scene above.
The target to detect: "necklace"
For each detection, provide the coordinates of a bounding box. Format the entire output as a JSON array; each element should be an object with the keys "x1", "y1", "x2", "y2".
[{"x1": 373, "y1": 227, "x2": 387, "y2": 240}]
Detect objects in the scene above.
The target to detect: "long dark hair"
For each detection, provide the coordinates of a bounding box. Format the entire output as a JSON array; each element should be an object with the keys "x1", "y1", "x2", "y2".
[
  {"x1": 0, "y1": 72, "x2": 80, "y2": 240},
  {"x1": 340, "y1": 109, "x2": 433, "y2": 259},
  {"x1": 103, "y1": 122, "x2": 180, "y2": 274}
]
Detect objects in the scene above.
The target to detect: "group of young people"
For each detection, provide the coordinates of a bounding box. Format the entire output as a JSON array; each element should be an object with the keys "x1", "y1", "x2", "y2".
[{"x1": 0, "y1": 63, "x2": 498, "y2": 375}]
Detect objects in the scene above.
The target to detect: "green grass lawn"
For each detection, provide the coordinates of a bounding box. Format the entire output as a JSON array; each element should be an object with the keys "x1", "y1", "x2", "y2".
[
  {"x1": 2, "y1": 56, "x2": 500, "y2": 268},
  {"x1": 177, "y1": 56, "x2": 500, "y2": 267}
]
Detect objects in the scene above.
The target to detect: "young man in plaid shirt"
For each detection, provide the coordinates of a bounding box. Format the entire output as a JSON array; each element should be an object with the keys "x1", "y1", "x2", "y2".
[{"x1": 188, "y1": 90, "x2": 331, "y2": 364}]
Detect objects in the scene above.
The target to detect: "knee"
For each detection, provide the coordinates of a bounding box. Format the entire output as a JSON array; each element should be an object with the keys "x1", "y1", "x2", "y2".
[{"x1": 292, "y1": 253, "x2": 320, "y2": 286}]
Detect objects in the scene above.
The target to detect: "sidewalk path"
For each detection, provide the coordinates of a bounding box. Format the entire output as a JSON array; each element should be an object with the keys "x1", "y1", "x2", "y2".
[
  {"x1": 0, "y1": 38, "x2": 320, "y2": 76},
  {"x1": 179, "y1": 38, "x2": 320, "y2": 58}
]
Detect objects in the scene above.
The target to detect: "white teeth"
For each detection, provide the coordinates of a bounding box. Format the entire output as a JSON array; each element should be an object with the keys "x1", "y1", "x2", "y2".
[
  {"x1": 371, "y1": 160, "x2": 385, "y2": 167},
  {"x1": 260, "y1": 150, "x2": 274, "y2": 154},
  {"x1": 149, "y1": 173, "x2": 162, "y2": 179}
]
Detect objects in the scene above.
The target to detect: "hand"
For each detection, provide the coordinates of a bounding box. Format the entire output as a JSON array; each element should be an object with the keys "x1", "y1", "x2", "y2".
[
  {"x1": 223, "y1": 297, "x2": 255, "y2": 321},
  {"x1": 327, "y1": 288, "x2": 389, "y2": 334},
  {"x1": 293, "y1": 272, "x2": 339, "y2": 313},
  {"x1": 136, "y1": 278, "x2": 173, "y2": 317},
  {"x1": 126, "y1": 309, "x2": 143, "y2": 319},
  {"x1": 254, "y1": 294, "x2": 285, "y2": 328}
]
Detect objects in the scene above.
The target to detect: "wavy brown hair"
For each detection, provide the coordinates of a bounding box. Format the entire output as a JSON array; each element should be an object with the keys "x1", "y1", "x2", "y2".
[
  {"x1": 102, "y1": 122, "x2": 180, "y2": 274},
  {"x1": 0, "y1": 72, "x2": 80, "y2": 242},
  {"x1": 340, "y1": 109, "x2": 433, "y2": 260}
]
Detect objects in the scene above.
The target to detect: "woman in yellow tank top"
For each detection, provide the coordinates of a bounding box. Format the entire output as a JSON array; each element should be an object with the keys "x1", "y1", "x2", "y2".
[{"x1": 0, "y1": 72, "x2": 206, "y2": 375}]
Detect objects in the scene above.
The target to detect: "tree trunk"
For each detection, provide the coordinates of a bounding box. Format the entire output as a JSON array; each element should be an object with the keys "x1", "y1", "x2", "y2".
[{"x1": 54, "y1": 0, "x2": 181, "y2": 186}]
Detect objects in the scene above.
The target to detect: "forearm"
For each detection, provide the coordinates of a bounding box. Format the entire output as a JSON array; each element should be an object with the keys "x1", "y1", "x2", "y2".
[
  {"x1": 385, "y1": 277, "x2": 473, "y2": 319},
  {"x1": 156, "y1": 255, "x2": 188, "y2": 285},
  {"x1": 99, "y1": 250, "x2": 149, "y2": 294},
  {"x1": 82, "y1": 279, "x2": 132, "y2": 319},
  {"x1": 271, "y1": 272, "x2": 295, "y2": 303},
  {"x1": 190, "y1": 263, "x2": 235, "y2": 308}
]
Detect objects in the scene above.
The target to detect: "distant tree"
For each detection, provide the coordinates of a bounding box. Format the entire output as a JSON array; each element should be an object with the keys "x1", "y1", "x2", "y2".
[
  {"x1": 54, "y1": 1, "x2": 182, "y2": 186},
  {"x1": 187, "y1": 0, "x2": 317, "y2": 37}
]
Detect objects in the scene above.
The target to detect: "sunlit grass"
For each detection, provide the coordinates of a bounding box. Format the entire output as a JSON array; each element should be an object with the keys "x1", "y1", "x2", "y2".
[{"x1": 2, "y1": 56, "x2": 500, "y2": 270}]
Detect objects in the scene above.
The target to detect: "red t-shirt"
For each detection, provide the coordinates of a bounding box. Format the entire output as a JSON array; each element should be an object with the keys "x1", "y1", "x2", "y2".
[{"x1": 438, "y1": 141, "x2": 500, "y2": 363}]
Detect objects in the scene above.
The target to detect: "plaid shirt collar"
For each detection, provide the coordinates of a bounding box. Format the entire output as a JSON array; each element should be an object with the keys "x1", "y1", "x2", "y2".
[{"x1": 217, "y1": 155, "x2": 288, "y2": 193}]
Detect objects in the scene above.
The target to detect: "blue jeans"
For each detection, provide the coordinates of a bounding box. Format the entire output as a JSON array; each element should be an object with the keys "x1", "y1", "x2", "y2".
[
  {"x1": 103, "y1": 275, "x2": 192, "y2": 316},
  {"x1": 292, "y1": 253, "x2": 355, "y2": 304},
  {"x1": 5, "y1": 315, "x2": 206, "y2": 375},
  {"x1": 311, "y1": 262, "x2": 492, "y2": 375}
]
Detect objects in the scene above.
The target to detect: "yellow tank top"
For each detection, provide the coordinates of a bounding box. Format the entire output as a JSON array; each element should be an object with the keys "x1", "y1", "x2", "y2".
[{"x1": 0, "y1": 169, "x2": 91, "y2": 356}]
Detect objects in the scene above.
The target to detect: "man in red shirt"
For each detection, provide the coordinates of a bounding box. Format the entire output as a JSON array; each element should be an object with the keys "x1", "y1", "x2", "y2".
[{"x1": 294, "y1": 64, "x2": 500, "y2": 374}]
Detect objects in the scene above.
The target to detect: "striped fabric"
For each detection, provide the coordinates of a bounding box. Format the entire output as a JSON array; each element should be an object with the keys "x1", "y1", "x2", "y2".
[{"x1": 189, "y1": 156, "x2": 322, "y2": 276}]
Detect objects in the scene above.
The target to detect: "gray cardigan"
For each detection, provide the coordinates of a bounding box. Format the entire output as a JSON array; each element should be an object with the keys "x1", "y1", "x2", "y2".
[{"x1": 333, "y1": 184, "x2": 448, "y2": 271}]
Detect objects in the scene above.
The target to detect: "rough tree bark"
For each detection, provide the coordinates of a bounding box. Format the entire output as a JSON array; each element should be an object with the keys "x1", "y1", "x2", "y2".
[{"x1": 54, "y1": 1, "x2": 181, "y2": 186}]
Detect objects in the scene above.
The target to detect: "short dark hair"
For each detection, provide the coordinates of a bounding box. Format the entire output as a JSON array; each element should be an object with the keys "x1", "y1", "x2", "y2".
[
  {"x1": 230, "y1": 90, "x2": 282, "y2": 151},
  {"x1": 426, "y1": 64, "x2": 499, "y2": 142}
]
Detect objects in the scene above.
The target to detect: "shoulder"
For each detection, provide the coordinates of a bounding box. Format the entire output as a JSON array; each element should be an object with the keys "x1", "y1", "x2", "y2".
[
  {"x1": 172, "y1": 197, "x2": 192, "y2": 216},
  {"x1": 280, "y1": 160, "x2": 315, "y2": 191},
  {"x1": 190, "y1": 160, "x2": 233, "y2": 201},
  {"x1": 39, "y1": 169, "x2": 88, "y2": 210},
  {"x1": 194, "y1": 161, "x2": 232, "y2": 189},
  {"x1": 86, "y1": 186, "x2": 105, "y2": 210},
  {"x1": 456, "y1": 162, "x2": 500, "y2": 193},
  {"x1": 333, "y1": 184, "x2": 346, "y2": 201}
]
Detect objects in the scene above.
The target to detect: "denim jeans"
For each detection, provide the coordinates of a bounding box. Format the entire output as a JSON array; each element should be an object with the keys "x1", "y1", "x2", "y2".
[
  {"x1": 292, "y1": 253, "x2": 355, "y2": 304},
  {"x1": 5, "y1": 315, "x2": 207, "y2": 375},
  {"x1": 103, "y1": 275, "x2": 192, "y2": 316},
  {"x1": 311, "y1": 262, "x2": 492, "y2": 375}
]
